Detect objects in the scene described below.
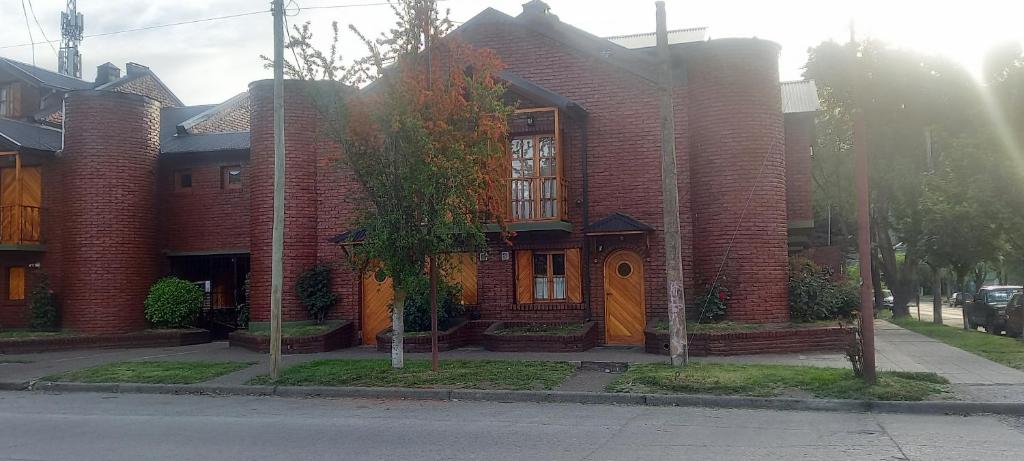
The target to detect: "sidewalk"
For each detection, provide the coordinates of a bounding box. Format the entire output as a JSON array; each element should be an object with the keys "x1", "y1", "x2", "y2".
[{"x1": 5, "y1": 320, "x2": 1024, "y2": 402}]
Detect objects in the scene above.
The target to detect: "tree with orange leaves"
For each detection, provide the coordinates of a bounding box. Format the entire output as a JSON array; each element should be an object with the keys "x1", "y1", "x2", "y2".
[{"x1": 335, "y1": 0, "x2": 512, "y2": 368}]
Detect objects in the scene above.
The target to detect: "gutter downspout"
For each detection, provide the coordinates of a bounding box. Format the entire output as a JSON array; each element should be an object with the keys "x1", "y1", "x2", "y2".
[{"x1": 580, "y1": 118, "x2": 591, "y2": 321}]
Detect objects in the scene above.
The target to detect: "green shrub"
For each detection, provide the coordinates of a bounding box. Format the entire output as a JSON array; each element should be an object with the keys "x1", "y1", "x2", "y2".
[
  {"x1": 789, "y1": 257, "x2": 859, "y2": 322},
  {"x1": 236, "y1": 273, "x2": 251, "y2": 329},
  {"x1": 29, "y1": 272, "x2": 60, "y2": 331},
  {"x1": 295, "y1": 264, "x2": 337, "y2": 323},
  {"x1": 144, "y1": 277, "x2": 204, "y2": 328},
  {"x1": 694, "y1": 284, "x2": 729, "y2": 322},
  {"x1": 398, "y1": 274, "x2": 465, "y2": 333}
]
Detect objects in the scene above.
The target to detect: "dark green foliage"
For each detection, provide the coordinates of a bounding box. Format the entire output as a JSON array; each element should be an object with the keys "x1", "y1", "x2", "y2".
[
  {"x1": 789, "y1": 258, "x2": 860, "y2": 322},
  {"x1": 694, "y1": 284, "x2": 728, "y2": 322},
  {"x1": 398, "y1": 274, "x2": 464, "y2": 332},
  {"x1": 29, "y1": 272, "x2": 59, "y2": 331},
  {"x1": 295, "y1": 264, "x2": 338, "y2": 324},
  {"x1": 236, "y1": 273, "x2": 251, "y2": 329},
  {"x1": 144, "y1": 277, "x2": 204, "y2": 329}
]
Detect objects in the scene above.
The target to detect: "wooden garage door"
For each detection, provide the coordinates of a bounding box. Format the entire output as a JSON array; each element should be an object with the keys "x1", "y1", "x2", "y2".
[{"x1": 604, "y1": 250, "x2": 645, "y2": 345}]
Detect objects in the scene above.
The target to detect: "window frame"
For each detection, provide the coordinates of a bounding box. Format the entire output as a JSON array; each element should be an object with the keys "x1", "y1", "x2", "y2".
[
  {"x1": 221, "y1": 165, "x2": 243, "y2": 190},
  {"x1": 0, "y1": 84, "x2": 9, "y2": 117},
  {"x1": 532, "y1": 251, "x2": 567, "y2": 302},
  {"x1": 173, "y1": 169, "x2": 193, "y2": 193},
  {"x1": 508, "y1": 107, "x2": 562, "y2": 222}
]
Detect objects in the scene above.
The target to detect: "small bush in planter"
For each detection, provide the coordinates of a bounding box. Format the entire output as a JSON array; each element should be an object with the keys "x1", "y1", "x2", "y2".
[
  {"x1": 398, "y1": 274, "x2": 465, "y2": 333},
  {"x1": 236, "y1": 273, "x2": 251, "y2": 329},
  {"x1": 694, "y1": 284, "x2": 729, "y2": 322},
  {"x1": 295, "y1": 264, "x2": 338, "y2": 323},
  {"x1": 144, "y1": 277, "x2": 204, "y2": 328},
  {"x1": 29, "y1": 272, "x2": 60, "y2": 331},
  {"x1": 789, "y1": 257, "x2": 860, "y2": 322}
]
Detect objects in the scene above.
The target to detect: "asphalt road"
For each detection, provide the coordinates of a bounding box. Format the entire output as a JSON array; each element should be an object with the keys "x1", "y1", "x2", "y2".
[
  {"x1": 2, "y1": 391, "x2": 1024, "y2": 460},
  {"x1": 906, "y1": 302, "x2": 964, "y2": 327}
]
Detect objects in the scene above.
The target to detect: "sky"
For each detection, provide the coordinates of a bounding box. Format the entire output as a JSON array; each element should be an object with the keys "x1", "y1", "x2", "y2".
[{"x1": 1, "y1": 0, "x2": 1023, "y2": 106}]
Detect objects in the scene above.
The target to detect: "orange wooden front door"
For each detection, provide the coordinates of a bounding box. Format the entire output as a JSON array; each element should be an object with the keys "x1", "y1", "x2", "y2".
[
  {"x1": 604, "y1": 250, "x2": 646, "y2": 345},
  {"x1": 361, "y1": 269, "x2": 393, "y2": 345}
]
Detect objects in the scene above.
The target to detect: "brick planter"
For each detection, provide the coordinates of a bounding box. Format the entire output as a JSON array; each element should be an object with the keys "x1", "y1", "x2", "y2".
[
  {"x1": 0, "y1": 329, "x2": 210, "y2": 354},
  {"x1": 482, "y1": 321, "x2": 597, "y2": 352},
  {"x1": 375, "y1": 320, "x2": 477, "y2": 353},
  {"x1": 644, "y1": 324, "x2": 855, "y2": 356},
  {"x1": 228, "y1": 321, "x2": 355, "y2": 354}
]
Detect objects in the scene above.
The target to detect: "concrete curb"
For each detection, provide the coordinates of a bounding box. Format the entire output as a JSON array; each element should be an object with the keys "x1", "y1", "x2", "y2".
[{"x1": 8, "y1": 380, "x2": 1024, "y2": 416}]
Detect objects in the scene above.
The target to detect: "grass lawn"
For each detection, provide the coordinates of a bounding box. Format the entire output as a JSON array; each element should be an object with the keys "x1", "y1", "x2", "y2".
[
  {"x1": 0, "y1": 330, "x2": 71, "y2": 339},
  {"x1": 493, "y1": 323, "x2": 585, "y2": 336},
  {"x1": 45, "y1": 361, "x2": 253, "y2": 384},
  {"x1": 249, "y1": 359, "x2": 575, "y2": 390},
  {"x1": 248, "y1": 322, "x2": 341, "y2": 337},
  {"x1": 890, "y1": 317, "x2": 1024, "y2": 370},
  {"x1": 652, "y1": 320, "x2": 846, "y2": 334},
  {"x1": 607, "y1": 362, "x2": 949, "y2": 401}
]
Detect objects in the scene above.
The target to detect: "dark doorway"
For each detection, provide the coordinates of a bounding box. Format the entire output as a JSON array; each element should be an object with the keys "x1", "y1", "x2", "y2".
[{"x1": 168, "y1": 254, "x2": 250, "y2": 338}]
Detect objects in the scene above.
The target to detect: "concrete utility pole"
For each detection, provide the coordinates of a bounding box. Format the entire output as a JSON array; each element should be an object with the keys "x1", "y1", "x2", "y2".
[
  {"x1": 269, "y1": 0, "x2": 286, "y2": 380},
  {"x1": 851, "y1": 25, "x2": 877, "y2": 383},
  {"x1": 655, "y1": 1, "x2": 688, "y2": 367}
]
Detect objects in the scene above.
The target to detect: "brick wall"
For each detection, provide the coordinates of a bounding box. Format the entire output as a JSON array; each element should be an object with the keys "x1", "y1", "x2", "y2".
[
  {"x1": 686, "y1": 39, "x2": 790, "y2": 323},
  {"x1": 110, "y1": 73, "x2": 180, "y2": 108},
  {"x1": 785, "y1": 113, "x2": 815, "y2": 224},
  {"x1": 60, "y1": 90, "x2": 161, "y2": 334},
  {"x1": 190, "y1": 95, "x2": 251, "y2": 134},
  {"x1": 158, "y1": 154, "x2": 250, "y2": 253},
  {"x1": 248, "y1": 81, "x2": 334, "y2": 322}
]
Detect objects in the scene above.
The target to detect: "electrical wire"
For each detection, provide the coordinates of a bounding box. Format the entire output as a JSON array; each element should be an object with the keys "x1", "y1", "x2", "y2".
[
  {"x1": 20, "y1": 0, "x2": 36, "y2": 64},
  {"x1": 26, "y1": 0, "x2": 58, "y2": 57}
]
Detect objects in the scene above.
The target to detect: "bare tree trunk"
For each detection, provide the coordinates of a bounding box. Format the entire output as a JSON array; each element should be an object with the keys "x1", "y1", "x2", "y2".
[
  {"x1": 391, "y1": 288, "x2": 406, "y2": 369},
  {"x1": 932, "y1": 266, "x2": 943, "y2": 325}
]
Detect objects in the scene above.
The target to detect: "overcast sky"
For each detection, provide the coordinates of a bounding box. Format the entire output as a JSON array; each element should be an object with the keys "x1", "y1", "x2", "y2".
[{"x1": 2, "y1": 0, "x2": 1022, "y2": 106}]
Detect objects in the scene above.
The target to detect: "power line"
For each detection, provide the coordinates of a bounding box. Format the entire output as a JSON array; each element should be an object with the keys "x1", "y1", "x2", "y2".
[
  {"x1": 20, "y1": 0, "x2": 36, "y2": 64},
  {"x1": 26, "y1": 0, "x2": 59, "y2": 57}
]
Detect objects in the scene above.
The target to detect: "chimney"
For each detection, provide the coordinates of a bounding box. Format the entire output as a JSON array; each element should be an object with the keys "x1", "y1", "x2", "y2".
[
  {"x1": 125, "y1": 62, "x2": 150, "y2": 76},
  {"x1": 94, "y1": 62, "x2": 120, "y2": 85},
  {"x1": 521, "y1": 0, "x2": 557, "y2": 20}
]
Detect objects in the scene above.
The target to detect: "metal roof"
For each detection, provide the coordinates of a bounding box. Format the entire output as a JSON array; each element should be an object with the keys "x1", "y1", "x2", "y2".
[
  {"x1": 584, "y1": 212, "x2": 655, "y2": 234},
  {"x1": 177, "y1": 92, "x2": 248, "y2": 135},
  {"x1": 0, "y1": 57, "x2": 94, "y2": 91},
  {"x1": 160, "y1": 105, "x2": 216, "y2": 142},
  {"x1": 501, "y1": 71, "x2": 588, "y2": 118},
  {"x1": 781, "y1": 80, "x2": 821, "y2": 114},
  {"x1": 160, "y1": 132, "x2": 249, "y2": 154},
  {"x1": 0, "y1": 118, "x2": 63, "y2": 151},
  {"x1": 604, "y1": 27, "x2": 708, "y2": 49}
]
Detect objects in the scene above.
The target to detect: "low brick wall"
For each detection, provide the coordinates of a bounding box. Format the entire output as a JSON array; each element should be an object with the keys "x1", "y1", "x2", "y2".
[
  {"x1": 482, "y1": 321, "x2": 597, "y2": 352},
  {"x1": 645, "y1": 325, "x2": 854, "y2": 356},
  {"x1": 376, "y1": 320, "x2": 472, "y2": 353},
  {"x1": 0, "y1": 329, "x2": 210, "y2": 355},
  {"x1": 229, "y1": 321, "x2": 355, "y2": 354}
]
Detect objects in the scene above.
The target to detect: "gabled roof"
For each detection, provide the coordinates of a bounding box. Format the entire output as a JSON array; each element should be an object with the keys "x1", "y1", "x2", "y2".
[
  {"x1": 160, "y1": 105, "x2": 216, "y2": 142},
  {"x1": 781, "y1": 80, "x2": 820, "y2": 114},
  {"x1": 0, "y1": 117, "x2": 62, "y2": 152},
  {"x1": 96, "y1": 64, "x2": 185, "y2": 107},
  {"x1": 605, "y1": 27, "x2": 708, "y2": 49},
  {"x1": 329, "y1": 228, "x2": 368, "y2": 245},
  {"x1": 0, "y1": 57, "x2": 93, "y2": 91},
  {"x1": 584, "y1": 212, "x2": 655, "y2": 235},
  {"x1": 455, "y1": 7, "x2": 661, "y2": 84},
  {"x1": 177, "y1": 91, "x2": 248, "y2": 135},
  {"x1": 501, "y1": 71, "x2": 587, "y2": 118},
  {"x1": 160, "y1": 132, "x2": 249, "y2": 155}
]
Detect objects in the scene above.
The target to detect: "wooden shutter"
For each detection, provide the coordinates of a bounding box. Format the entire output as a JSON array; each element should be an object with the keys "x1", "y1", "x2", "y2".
[
  {"x1": 8, "y1": 266, "x2": 25, "y2": 301},
  {"x1": 515, "y1": 250, "x2": 533, "y2": 304},
  {"x1": 448, "y1": 253, "x2": 478, "y2": 305},
  {"x1": 566, "y1": 248, "x2": 582, "y2": 303}
]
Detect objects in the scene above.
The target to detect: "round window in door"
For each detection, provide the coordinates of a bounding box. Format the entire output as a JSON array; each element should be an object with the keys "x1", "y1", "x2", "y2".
[{"x1": 604, "y1": 250, "x2": 645, "y2": 345}]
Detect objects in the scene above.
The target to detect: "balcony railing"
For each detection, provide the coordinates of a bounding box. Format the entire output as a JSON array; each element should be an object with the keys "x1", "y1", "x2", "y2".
[
  {"x1": 0, "y1": 205, "x2": 42, "y2": 244},
  {"x1": 508, "y1": 177, "x2": 567, "y2": 222}
]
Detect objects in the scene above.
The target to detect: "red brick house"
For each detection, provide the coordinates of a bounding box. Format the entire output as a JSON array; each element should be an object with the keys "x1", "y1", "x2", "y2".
[{"x1": 0, "y1": 1, "x2": 819, "y2": 346}]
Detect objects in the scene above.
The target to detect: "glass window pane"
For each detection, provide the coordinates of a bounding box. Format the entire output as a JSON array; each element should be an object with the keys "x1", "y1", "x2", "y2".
[
  {"x1": 539, "y1": 137, "x2": 556, "y2": 176},
  {"x1": 534, "y1": 254, "x2": 547, "y2": 275},
  {"x1": 552, "y1": 253, "x2": 565, "y2": 276},
  {"x1": 534, "y1": 277, "x2": 548, "y2": 300},
  {"x1": 511, "y1": 138, "x2": 535, "y2": 178},
  {"x1": 553, "y1": 276, "x2": 566, "y2": 300}
]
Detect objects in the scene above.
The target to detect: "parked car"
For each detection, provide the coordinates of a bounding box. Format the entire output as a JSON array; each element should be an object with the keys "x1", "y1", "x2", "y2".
[
  {"x1": 881, "y1": 289, "x2": 894, "y2": 309},
  {"x1": 952, "y1": 292, "x2": 967, "y2": 308},
  {"x1": 964, "y1": 286, "x2": 1024, "y2": 334},
  {"x1": 1006, "y1": 293, "x2": 1024, "y2": 338}
]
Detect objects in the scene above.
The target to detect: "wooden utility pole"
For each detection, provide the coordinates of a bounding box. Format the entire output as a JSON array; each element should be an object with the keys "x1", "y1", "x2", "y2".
[
  {"x1": 851, "y1": 26, "x2": 877, "y2": 383},
  {"x1": 655, "y1": 1, "x2": 688, "y2": 366},
  {"x1": 269, "y1": 0, "x2": 286, "y2": 380},
  {"x1": 430, "y1": 256, "x2": 439, "y2": 372}
]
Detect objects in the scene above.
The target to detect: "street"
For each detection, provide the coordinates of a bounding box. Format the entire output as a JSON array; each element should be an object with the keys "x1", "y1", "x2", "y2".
[
  {"x1": 2, "y1": 392, "x2": 1023, "y2": 460},
  {"x1": 897, "y1": 302, "x2": 963, "y2": 327}
]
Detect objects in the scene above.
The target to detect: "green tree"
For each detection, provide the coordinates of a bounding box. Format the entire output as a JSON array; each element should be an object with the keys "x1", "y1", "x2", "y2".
[{"x1": 334, "y1": 0, "x2": 511, "y2": 368}]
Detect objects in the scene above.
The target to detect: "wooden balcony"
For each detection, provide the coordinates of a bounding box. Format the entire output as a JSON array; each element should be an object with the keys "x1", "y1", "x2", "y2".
[{"x1": 0, "y1": 205, "x2": 42, "y2": 246}]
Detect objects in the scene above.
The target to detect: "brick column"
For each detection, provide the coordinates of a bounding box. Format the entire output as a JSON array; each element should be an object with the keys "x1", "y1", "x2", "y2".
[
  {"x1": 61, "y1": 90, "x2": 161, "y2": 334},
  {"x1": 686, "y1": 39, "x2": 790, "y2": 323}
]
